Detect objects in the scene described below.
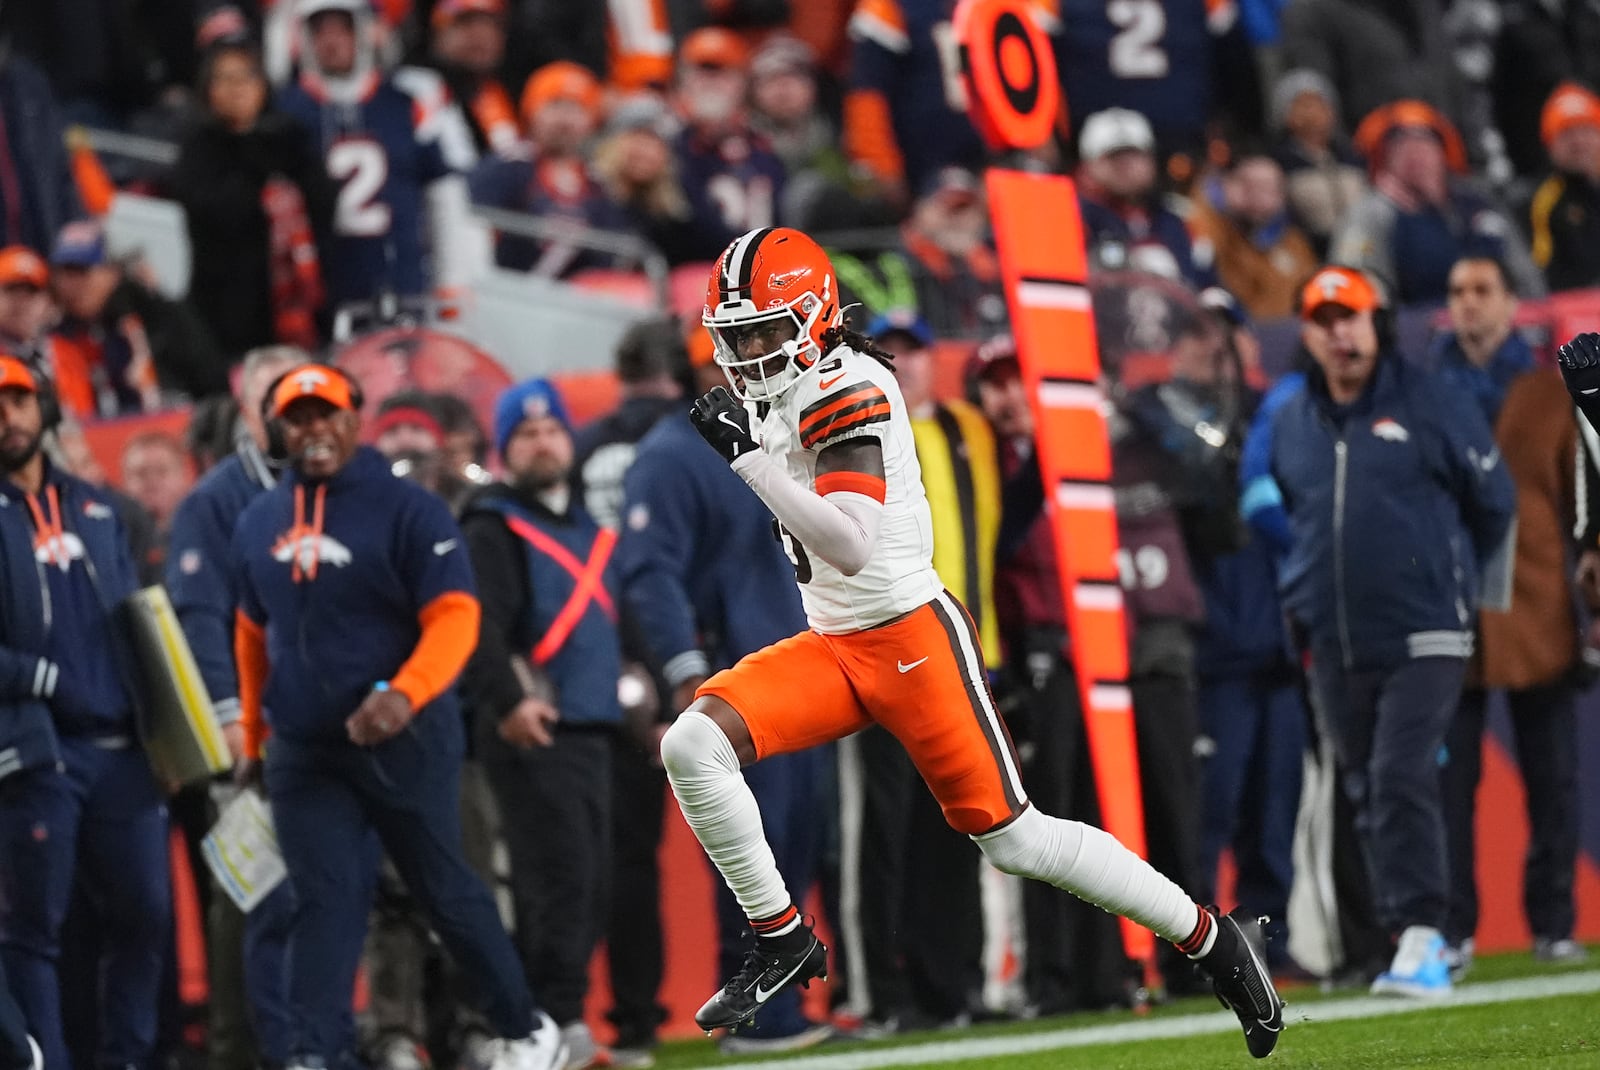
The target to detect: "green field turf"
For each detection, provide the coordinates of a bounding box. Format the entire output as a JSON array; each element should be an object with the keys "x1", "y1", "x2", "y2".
[{"x1": 656, "y1": 951, "x2": 1600, "y2": 1070}]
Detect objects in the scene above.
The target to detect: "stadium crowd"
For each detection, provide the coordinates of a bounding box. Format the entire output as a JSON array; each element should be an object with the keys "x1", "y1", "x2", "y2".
[{"x1": 0, "y1": 0, "x2": 1597, "y2": 1069}]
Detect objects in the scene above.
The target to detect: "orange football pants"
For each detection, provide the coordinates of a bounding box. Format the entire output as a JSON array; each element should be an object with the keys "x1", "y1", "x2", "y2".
[{"x1": 698, "y1": 590, "x2": 1028, "y2": 834}]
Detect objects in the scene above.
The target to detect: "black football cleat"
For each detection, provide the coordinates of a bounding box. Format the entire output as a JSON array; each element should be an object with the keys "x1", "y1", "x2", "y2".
[
  {"x1": 1196, "y1": 908, "x2": 1285, "y2": 1058},
  {"x1": 694, "y1": 925, "x2": 829, "y2": 1032}
]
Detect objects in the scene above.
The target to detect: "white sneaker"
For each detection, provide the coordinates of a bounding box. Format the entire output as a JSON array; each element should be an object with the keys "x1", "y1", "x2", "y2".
[
  {"x1": 1533, "y1": 938, "x2": 1590, "y2": 965},
  {"x1": 558, "y1": 1021, "x2": 610, "y2": 1070},
  {"x1": 456, "y1": 1028, "x2": 499, "y2": 1070},
  {"x1": 1371, "y1": 925, "x2": 1452, "y2": 998},
  {"x1": 26, "y1": 1037, "x2": 41, "y2": 1070},
  {"x1": 373, "y1": 1033, "x2": 432, "y2": 1070},
  {"x1": 1444, "y1": 936, "x2": 1474, "y2": 981},
  {"x1": 488, "y1": 1014, "x2": 569, "y2": 1070}
]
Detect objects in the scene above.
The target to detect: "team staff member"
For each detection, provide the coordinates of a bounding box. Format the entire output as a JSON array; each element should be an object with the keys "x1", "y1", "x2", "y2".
[
  {"x1": 166, "y1": 345, "x2": 303, "y2": 1069},
  {"x1": 1270, "y1": 267, "x2": 1516, "y2": 997},
  {"x1": 230, "y1": 364, "x2": 564, "y2": 1069},
  {"x1": 0, "y1": 355, "x2": 170, "y2": 1069},
  {"x1": 459, "y1": 380, "x2": 622, "y2": 1070}
]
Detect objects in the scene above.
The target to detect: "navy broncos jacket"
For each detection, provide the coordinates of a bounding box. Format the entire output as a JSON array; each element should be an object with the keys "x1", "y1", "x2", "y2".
[
  {"x1": 231, "y1": 447, "x2": 477, "y2": 750},
  {"x1": 165, "y1": 441, "x2": 276, "y2": 725},
  {"x1": 0, "y1": 461, "x2": 141, "y2": 779},
  {"x1": 1269, "y1": 353, "x2": 1516, "y2": 670}
]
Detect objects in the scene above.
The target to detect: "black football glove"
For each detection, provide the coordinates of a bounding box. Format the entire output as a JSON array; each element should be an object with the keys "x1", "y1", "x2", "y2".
[
  {"x1": 1558, "y1": 332, "x2": 1600, "y2": 431},
  {"x1": 690, "y1": 386, "x2": 759, "y2": 464}
]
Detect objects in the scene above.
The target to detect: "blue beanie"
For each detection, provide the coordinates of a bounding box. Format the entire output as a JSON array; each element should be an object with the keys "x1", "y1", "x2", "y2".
[{"x1": 494, "y1": 378, "x2": 572, "y2": 458}]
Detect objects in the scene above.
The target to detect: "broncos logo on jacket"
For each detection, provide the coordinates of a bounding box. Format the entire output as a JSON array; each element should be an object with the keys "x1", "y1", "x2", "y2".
[
  {"x1": 271, "y1": 530, "x2": 353, "y2": 574},
  {"x1": 34, "y1": 531, "x2": 86, "y2": 570}
]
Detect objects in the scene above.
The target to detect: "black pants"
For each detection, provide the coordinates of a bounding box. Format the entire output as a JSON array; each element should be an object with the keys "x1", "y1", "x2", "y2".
[
  {"x1": 267, "y1": 731, "x2": 527, "y2": 1062},
  {"x1": 0, "y1": 956, "x2": 30, "y2": 1070},
  {"x1": 1196, "y1": 670, "x2": 1306, "y2": 962},
  {"x1": 1012, "y1": 645, "x2": 1135, "y2": 1013},
  {"x1": 480, "y1": 723, "x2": 613, "y2": 1026},
  {"x1": 1128, "y1": 667, "x2": 1204, "y2": 989},
  {"x1": 605, "y1": 735, "x2": 668, "y2": 1047},
  {"x1": 1128, "y1": 671, "x2": 1203, "y2": 901},
  {"x1": 1443, "y1": 684, "x2": 1581, "y2": 945},
  {"x1": 837, "y1": 725, "x2": 983, "y2": 1024},
  {"x1": 1310, "y1": 655, "x2": 1465, "y2": 934}
]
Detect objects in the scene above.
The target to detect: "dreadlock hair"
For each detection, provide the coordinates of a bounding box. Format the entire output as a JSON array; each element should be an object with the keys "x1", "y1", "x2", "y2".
[{"x1": 821, "y1": 322, "x2": 898, "y2": 372}]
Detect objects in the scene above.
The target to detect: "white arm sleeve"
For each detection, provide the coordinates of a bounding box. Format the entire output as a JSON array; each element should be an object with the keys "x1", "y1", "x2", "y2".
[{"x1": 731, "y1": 451, "x2": 883, "y2": 576}]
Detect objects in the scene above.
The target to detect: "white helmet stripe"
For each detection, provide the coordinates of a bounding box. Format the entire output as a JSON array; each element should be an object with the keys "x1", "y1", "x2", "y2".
[{"x1": 720, "y1": 227, "x2": 772, "y2": 302}]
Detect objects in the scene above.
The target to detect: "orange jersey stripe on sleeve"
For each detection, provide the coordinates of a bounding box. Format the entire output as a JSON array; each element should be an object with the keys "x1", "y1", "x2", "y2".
[
  {"x1": 815, "y1": 470, "x2": 887, "y2": 502},
  {"x1": 801, "y1": 400, "x2": 893, "y2": 449},
  {"x1": 842, "y1": 89, "x2": 906, "y2": 185},
  {"x1": 798, "y1": 384, "x2": 886, "y2": 438},
  {"x1": 849, "y1": 0, "x2": 909, "y2": 46}
]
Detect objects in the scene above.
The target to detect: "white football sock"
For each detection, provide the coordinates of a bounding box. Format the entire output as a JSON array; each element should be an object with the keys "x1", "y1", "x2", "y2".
[
  {"x1": 973, "y1": 805, "x2": 1199, "y2": 944},
  {"x1": 659, "y1": 711, "x2": 793, "y2": 923}
]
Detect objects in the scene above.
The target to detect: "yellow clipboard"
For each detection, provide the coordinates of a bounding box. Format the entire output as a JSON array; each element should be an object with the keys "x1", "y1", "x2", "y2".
[{"x1": 122, "y1": 585, "x2": 233, "y2": 786}]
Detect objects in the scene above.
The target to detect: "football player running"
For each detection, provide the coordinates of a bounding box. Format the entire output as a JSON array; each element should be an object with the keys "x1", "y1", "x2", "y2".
[{"x1": 664, "y1": 227, "x2": 1286, "y2": 1058}]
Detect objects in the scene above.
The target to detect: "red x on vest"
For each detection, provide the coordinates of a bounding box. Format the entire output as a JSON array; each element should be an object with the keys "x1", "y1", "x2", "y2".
[{"x1": 505, "y1": 516, "x2": 618, "y2": 665}]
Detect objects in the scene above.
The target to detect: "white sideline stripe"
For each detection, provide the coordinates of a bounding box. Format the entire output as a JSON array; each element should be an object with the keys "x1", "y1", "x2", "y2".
[{"x1": 680, "y1": 970, "x2": 1600, "y2": 1070}]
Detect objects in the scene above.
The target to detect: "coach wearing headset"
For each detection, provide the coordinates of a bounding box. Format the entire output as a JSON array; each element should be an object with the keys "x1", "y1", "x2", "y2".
[
  {"x1": 229, "y1": 363, "x2": 565, "y2": 1069},
  {"x1": 0, "y1": 354, "x2": 167, "y2": 1069},
  {"x1": 1268, "y1": 266, "x2": 1515, "y2": 999}
]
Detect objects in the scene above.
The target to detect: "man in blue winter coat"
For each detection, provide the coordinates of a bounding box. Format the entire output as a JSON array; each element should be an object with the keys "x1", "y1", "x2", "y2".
[
  {"x1": 1270, "y1": 266, "x2": 1516, "y2": 998},
  {"x1": 613, "y1": 352, "x2": 830, "y2": 1055},
  {"x1": 0, "y1": 354, "x2": 168, "y2": 1069},
  {"x1": 165, "y1": 344, "x2": 303, "y2": 1068}
]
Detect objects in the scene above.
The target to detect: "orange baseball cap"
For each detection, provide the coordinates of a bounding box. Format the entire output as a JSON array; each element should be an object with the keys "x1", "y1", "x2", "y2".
[
  {"x1": 268, "y1": 364, "x2": 358, "y2": 419},
  {"x1": 0, "y1": 354, "x2": 38, "y2": 393},
  {"x1": 0, "y1": 246, "x2": 49, "y2": 289},
  {"x1": 1542, "y1": 83, "x2": 1600, "y2": 147},
  {"x1": 678, "y1": 27, "x2": 749, "y2": 71},
  {"x1": 1300, "y1": 266, "x2": 1380, "y2": 320},
  {"x1": 520, "y1": 61, "x2": 603, "y2": 123},
  {"x1": 430, "y1": 0, "x2": 504, "y2": 29}
]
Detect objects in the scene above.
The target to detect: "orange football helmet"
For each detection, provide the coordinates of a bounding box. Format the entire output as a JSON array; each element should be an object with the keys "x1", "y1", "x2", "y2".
[{"x1": 702, "y1": 227, "x2": 842, "y2": 401}]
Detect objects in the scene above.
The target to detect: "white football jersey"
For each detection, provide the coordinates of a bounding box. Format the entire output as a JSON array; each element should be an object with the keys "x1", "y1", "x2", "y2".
[{"x1": 752, "y1": 345, "x2": 943, "y2": 633}]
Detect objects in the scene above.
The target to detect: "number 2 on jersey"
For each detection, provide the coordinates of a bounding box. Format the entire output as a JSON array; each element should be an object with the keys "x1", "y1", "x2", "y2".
[
  {"x1": 328, "y1": 138, "x2": 392, "y2": 237},
  {"x1": 1108, "y1": 0, "x2": 1169, "y2": 78}
]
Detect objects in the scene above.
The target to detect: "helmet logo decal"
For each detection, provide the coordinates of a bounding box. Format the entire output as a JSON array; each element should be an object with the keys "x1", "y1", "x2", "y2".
[{"x1": 768, "y1": 267, "x2": 808, "y2": 292}]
